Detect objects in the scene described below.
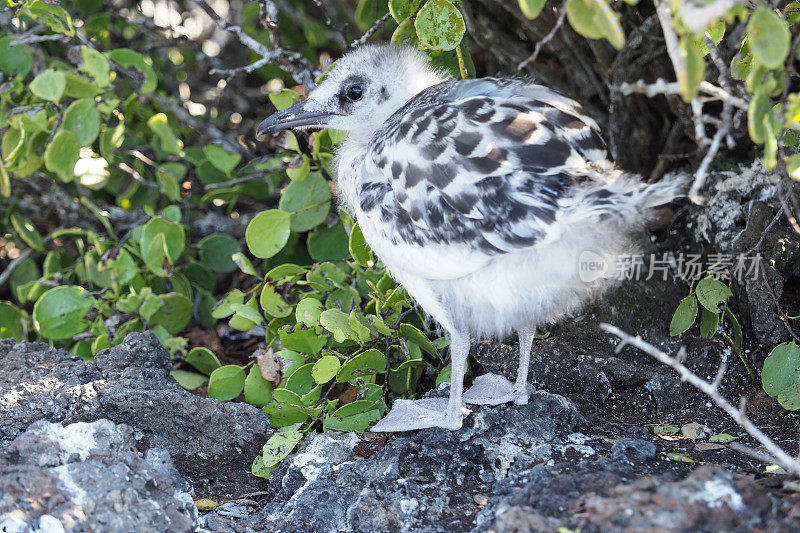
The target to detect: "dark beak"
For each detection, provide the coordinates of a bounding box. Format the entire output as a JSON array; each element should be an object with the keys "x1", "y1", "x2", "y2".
[{"x1": 257, "y1": 100, "x2": 338, "y2": 137}]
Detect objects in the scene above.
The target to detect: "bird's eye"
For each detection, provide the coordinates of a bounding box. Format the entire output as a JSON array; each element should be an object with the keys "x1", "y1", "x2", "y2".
[{"x1": 346, "y1": 85, "x2": 363, "y2": 101}]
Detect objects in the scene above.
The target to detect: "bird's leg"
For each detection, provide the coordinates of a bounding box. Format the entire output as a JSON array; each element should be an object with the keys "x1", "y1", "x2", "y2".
[
  {"x1": 370, "y1": 330, "x2": 471, "y2": 433},
  {"x1": 463, "y1": 326, "x2": 534, "y2": 406}
]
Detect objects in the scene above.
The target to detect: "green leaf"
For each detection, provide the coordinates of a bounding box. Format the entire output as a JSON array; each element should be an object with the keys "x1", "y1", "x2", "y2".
[
  {"x1": 246, "y1": 210, "x2": 292, "y2": 259},
  {"x1": 141, "y1": 216, "x2": 186, "y2": 262},
  {"x1": 748, "y1": 85, "x2": 771, "y2": 144},
  {"x1": 296, "y1": 297, "x2": 323, "y2": 328},
  {"x1": 415, "y1": 0, "x2": 466, "y2": 51},
  {"x1": 198, "y1": 233, "x2": 241, "y2": 273},
  {"x1": 678, "y1": 37, "x2": 706, "y2": 102},
  {"x1": 709, "y1": 433, "x2": 738, "y2": 443},
  {"x1": 230, "y1": 302, "x2": 265, "y2": 325},
  {"x1": 268, "y1": 89, "x2": 300, "y2": 111},
  {"x1": 79, "y1": 46, "x2": 110, "y2": 87},
  {"x1": 320, "y1": 308, "x2": 357, "y2": 343},
  {"x1": 312, "y1": 355, "x2": 341, "y2": 384},
  {"x1": 565, "y1": 0, "x2": 625, "y2": 50},
  {"x1": 786, "y1": 154, "x2": 800, "y2": 180},
  {"x1": 171, "y1": 369, "x2": 207, "y2": 391},
  {"x1": 10, "y1": 213, "x2": 44, "y2": 252},
  {"x1": 30, "y1": 69, "x2": 66, "y2": 103},
  {"x1": 389, "y1": 0, "x2": 425, "y2": 22},
  {"x1": 26, "y1": 1, "x2": 75, "y2": 35},
  {"x1": 518, "y1": 0, "x2": 546, "y2": 19},
  {"x1": 203, "y1": 145, "x2": 241, "y2": 175},
  {"x1": 279, "y1": 172, "x2": 332, "y2": 232},
  {"x1": 279, "y1": 325, "x2": 327, "y2": 354},
  {"x1": 664, "y1": 452, "x2": 694, "y2": 463},
  {"x1": 148, "y1": 293, "x2": 193, "y2": 334},
  {"x1": 777, "y1": 382, "x2": 800, "y2": 410},
  {"x1": 156, "y1": 163, "x2": 186, "y2": 202},
  {"x1": 337, "y1": 349, "x2": 387, "y2": 384},
  {"x1": 761, "y1": 342, "x2": 800, "y2": 397},
  {"x1": 399, "y1": 323, "x2": 438, "y2": 357},
  {"x1": 699, "y1": 307, "x2": 719, "y2": 338},
  {"x1": 308, "y1": 221, "x2": 350, "y2": 261},
  {"x1": 286, "y1": 154, "x2": 311, "y2": 181},
  {"x1": 244, "y1": 366, "x2": 274, "y2": 408},
  {"x1": 251, "y1": 427, "x2": 303, "y2": 478},
  {"x1": 212, "y1": 289, "x2": 245, "y2": 319},
  {"x1": 231, "y1": 253, "x2": 258, "y2": 276},
  {"x1": 107, "y1": 49, "x2": 157, "y2": 93},
  {"x1": 392, "y1": 17, "x2": 419, "y2": 45},
  {"x1": 147, "y1": 113, "x2": 183, "y2": 155},
  {"x1": 0, "y1": 301, "x2": 25, "y2": 341},
  {"x1": 32, "y1": 286, "x2": 96, "y2": 340},
  {"x1": 186, "y1": 346, "x2": 222, "y2": 375},
  {"x1": 207, "y1": 365, "x2": 246, "y2": 401},
  {"x1": 0, "y1": 36, "x2": 33, "y2": 76},
  {"x1": 348, "y1": 222, "x2": 374, "y2": 267},
  {"x1": 44, "y1": 130, "x2": 80, "y2": 182},
  {"x1": 695, "y1": 277, "x2": 733, "y2": 312},
  {"x1": 747, "y1": 7, "x2": 790, "y2": 69},
  {"x1": 63, "y1": 99, "x2": 101, "y2": 147},
  {"x1": 259, "y1": 285, "x2": 292, "y2": 318},
  {"x1": 323, "y1": 407, "x2": 382, "y2": 432}
]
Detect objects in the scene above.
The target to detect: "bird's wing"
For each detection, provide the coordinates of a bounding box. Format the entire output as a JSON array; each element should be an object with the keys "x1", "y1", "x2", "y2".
[{"x1": 366, "y1": 78, "x2": 611, "y2": 256}]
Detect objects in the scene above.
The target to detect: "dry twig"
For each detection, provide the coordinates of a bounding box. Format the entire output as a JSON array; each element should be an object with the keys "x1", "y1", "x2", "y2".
[
  {"x1": 517, "y1": 3, "x2": 568, "y2": 71},
  {"x1": 601, "y1": 323, "x2": 800, "y2": 477},
  {"x1": 350, "y1": 12, "x2": 392, "y2": 49}
]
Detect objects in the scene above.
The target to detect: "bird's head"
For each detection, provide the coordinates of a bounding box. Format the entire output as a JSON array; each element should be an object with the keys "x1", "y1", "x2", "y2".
[{"x1": 257, "y1": 45, "x2": 448, "y2": 139}]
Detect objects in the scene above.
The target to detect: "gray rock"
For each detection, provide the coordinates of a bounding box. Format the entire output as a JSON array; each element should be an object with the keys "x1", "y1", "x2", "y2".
[
  {"x1": 610, "y1": 438, "x2": 657, "y2": 464},
  {"x1": 0, "y1": 419, "x2": 197, "y2": 533},
  {"x1": 0, "y1": 333, "x2": 270, "y2": 496}
]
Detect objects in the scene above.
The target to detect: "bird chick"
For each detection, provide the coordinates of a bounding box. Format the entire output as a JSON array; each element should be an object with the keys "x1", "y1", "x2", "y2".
[{"x1": 258, "y1": 45, "x2": 683, "y2": 432}]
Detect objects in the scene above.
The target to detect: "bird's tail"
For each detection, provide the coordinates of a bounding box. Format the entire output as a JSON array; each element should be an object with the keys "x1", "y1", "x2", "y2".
[{"x1": 630, "y1": 172, "x2": 689, "y2": 209}]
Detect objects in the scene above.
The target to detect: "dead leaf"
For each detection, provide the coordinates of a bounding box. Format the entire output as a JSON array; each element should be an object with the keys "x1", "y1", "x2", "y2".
[
  {"x1": 353, "y1": 435, "x2": 387, "y2": 458},
  {"x1": 338, "y1": 385, "x2": 358, "y2": 406},
  {"x1": 681, "y1": 422, "x2": 711, "y2": 440},
  {"x1": 255, "y1": 348, "x2": 282, "y2": 384},
  {"x1": 695, "y1": 442, "x2": 727, "y2": 451}
]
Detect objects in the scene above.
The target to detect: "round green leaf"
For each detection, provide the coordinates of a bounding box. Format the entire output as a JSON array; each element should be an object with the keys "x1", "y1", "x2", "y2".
[
  {"x1": 348, "y1": 222, "x2": 374, "y2": 267},
  {"x1": 63, "y1": 99, "x2": 100, "y2": 147},
  {"x1": 207, "y1": 365, "x2": 246, "y2": 401},
  {"x1": 203, "y1": 145, "x2": 241, "y2": 175},
  {"x1": 140, "y1": 216, "x2": 186, "y2": 263},
  {"x1": 296, "y1": 297, "x2": 323, "y2": 328},
  {"x1": 519, "y1": 0, "x2": 546, "y2": 20},
  {"x1": 0, "y1": 36, "x2": 33, "y2": 76},
  {"x1": 198, "y1": 233, "x2": 241, "y2": 273},
  {"x1": 565, "y1": 0, "x2": 625, "y2": 50},
  {"x1": 748, "y1": 7, "x2": 790, "y2": 69},
  {"x1": 30, "y1": 69, "x2": 66, "y2": 103},
  {"x1": 762, "y1": 342, "x2": 800, "y2": 397},
  {"x1": 32, "y1": 286, "x2": 96, "y2": 340},
  {"x1": 415, "y1": 0, "x2": 466, "y2": 51},
  {"x1": 171, "y1": 369, "x2": 207, "y2": 391},
  {"x1": 279, "y1": 172, "x2": 332, "y2": 232},
  {"x1": 389, "y1": 0, "x2": 425, "y2": 21},
  {"x1": 695, "y1": 277, "x2": 732, "y2": 312},
  {"x1": 0, "y1": 301, "x2": 25, "y2": 341},
  {"x1": 107, "y1": 49, "x2": 157, "y2": 94},
  {"x1": 308, "y1": 221, "x2": 349, "y2": 261},
  {"x1": 244, "y1": 366, "x2": 274, "y2": 408},
  {"x1": 337, "y1": 349, "x2": 387, "y2": 384},
  {"x1": 312, "y1": 355, "x2": 341, "y2": 384},
  {"x1": 44, "y1": 130, "x2": 80, "y2": 182},
  {"x1": 79, "y1": 46, "x2": 110, "y2": 87},
  {"x1": 186, "y1": 346, "x2": 222, "y2": 375},
  {"x1": 148, "y1": 293, "x2": 193, "y2": 334},
  {"x1": 259, "y1": 285, "x2": 293, "y2": 318},
  {"x1": 246, "y1": 210, "x2": 292, "y2": 259}
]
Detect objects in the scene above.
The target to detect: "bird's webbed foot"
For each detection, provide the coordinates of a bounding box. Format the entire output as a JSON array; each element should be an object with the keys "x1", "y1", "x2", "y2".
[
  {"x1": 370, "y1": 398, "x2": 471, "y2": 432},
  {"x1": 462, "y1": 373, "x2": 531, "y2": 406}
]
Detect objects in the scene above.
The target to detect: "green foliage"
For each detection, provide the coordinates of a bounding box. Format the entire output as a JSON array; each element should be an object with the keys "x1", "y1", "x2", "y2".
[{"x1": 762, "y1": 342, "x2": 800, "y2": 410}]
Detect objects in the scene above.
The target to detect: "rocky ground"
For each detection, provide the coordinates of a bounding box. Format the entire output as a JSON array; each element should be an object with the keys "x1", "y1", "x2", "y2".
[{"x1": 2, "y1": 164, "x2": 800, "y2": 532}]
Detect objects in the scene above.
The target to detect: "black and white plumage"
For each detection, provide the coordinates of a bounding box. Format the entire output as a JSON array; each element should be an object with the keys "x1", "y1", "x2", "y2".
[{"x1": 258, "y1": 45, "x2": 683, "y2": 432}]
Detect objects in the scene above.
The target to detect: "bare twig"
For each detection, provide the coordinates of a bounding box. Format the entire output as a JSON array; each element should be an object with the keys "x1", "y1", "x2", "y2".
[
  {"x1": 601, "y1": 324, "x2": 800, "y2": 477},
  {"x1": 517, "y1": 3, "x2": 567, "y2": 71},
  {"x1": 8, "y1": 33, "x2": 64, "y2": 46},
  {"x1": 192, "y1": 0, "x2": 318, "y2": 91},
  {"x1": 350, "y1": 12, "x2": 392, "y2": 48},
  {"x1": 616, "y1": 79, "x2": 747, "y2": 109}
]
